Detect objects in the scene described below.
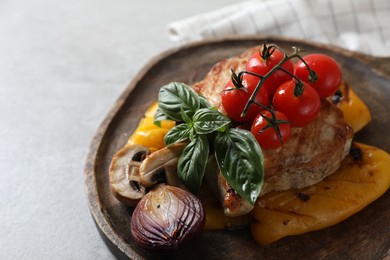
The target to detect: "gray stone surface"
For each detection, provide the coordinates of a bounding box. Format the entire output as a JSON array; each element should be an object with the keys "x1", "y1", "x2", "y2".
[{"x1": 0, "y1": 0, "x2": 237, "y2": 259}]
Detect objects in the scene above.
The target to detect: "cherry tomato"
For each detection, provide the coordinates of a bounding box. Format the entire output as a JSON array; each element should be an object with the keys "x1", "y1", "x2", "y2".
[
  {"x1": 246, "y1": 47, "x2": 294, "y2": 96},
  {"x1": 251, "y1": 110, "x2": 291, "y2": 149},
  {"x1": 273, "y1": 80, "x2": 321, "y2": 127},
  {"x1": 220, "y1": 80, "x2": 268, "y2": 122},
  {"x1": 294, "y1": 54, "x2": 342, "y2": 98}
]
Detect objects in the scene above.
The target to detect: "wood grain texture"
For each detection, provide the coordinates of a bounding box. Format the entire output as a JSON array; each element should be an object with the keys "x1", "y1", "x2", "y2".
[{"x1": 84, "y1": 36, "x2": 390, "y2": 260}]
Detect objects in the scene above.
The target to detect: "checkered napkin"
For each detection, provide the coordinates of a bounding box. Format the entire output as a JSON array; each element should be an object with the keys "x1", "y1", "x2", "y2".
[{"x1": 168, "y1": 0, "x2": 390, "y2": 57}]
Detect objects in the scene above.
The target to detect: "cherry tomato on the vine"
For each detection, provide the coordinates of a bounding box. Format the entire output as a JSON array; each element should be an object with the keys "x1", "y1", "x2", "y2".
[
  {"x1": 251, "y1": 110, "x2": 291, "y2": 150},
  {"x1": 294, "y1": 54, "x2": 342, "y2": 98},
  {"x1": 220, "y1": 80, "x2": 268, "y2": 122},
  {"x1": 273, "y1": 80, "x2": 321, "y2": 127},
  {"x1": 246, "y1": 47, "x2": 294, "y2": 97}
]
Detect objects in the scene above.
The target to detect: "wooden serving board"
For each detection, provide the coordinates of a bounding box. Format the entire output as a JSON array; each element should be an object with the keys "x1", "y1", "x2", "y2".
[{"x1": 84, "y1": 36, "x2": 390, "y2": 259}]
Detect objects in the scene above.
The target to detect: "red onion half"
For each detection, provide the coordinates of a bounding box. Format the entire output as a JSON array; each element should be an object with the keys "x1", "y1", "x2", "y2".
[{"x1": 130, "y1": 184, "x2": 205, "y2": 250}]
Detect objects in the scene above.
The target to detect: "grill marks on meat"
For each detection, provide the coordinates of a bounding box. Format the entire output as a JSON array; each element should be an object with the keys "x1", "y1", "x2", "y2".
[
  {"x1": 192, "y1": 47, "x2": 255, "y2": 111},
  {"x1": 260, "y1": 100, "x2": 353, "y2": 196},
  {"x1": 193, "y1": 46, "x2": 354, "y2": 216}
]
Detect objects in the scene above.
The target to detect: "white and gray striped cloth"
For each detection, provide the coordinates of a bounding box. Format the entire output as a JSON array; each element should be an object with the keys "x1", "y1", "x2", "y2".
[{"x1": 168, "y1": 0, "x2": 389, "y2": 57}]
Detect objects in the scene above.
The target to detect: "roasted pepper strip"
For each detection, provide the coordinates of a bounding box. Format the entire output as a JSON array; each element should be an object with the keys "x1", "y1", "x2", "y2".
[
  {"x1": 251, "y1": 142, "x2": 390, "y2": 245},
  {"x1": 334, "y1": 82, "x2": 371, "y2": 132},
  {"x1": 127, "y1": 102, "x2": 175, "y2": 152}
]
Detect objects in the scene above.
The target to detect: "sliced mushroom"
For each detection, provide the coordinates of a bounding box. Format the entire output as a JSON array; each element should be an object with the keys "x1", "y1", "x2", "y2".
[
  {"x1": 139, "y1": 143, "x2": 186, "y2": 189},
  {"x1": 109, "y1": 144, "x2": 150, "y2": 206}
]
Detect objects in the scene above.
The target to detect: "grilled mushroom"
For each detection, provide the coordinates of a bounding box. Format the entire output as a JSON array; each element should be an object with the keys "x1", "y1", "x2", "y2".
[
  {"x1": 109, "y1": 144, "x2": 150, "y2": 206},
  {"x1": 139, "y1": 143, "x2": 186, "y2": 189}
]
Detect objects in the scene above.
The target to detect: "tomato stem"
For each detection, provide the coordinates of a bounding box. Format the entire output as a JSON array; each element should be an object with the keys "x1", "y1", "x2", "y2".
[
  {"x1": 293, "y1": 51, "x2": 318, "y2": 84},
  {"x1": 294, "y1": 81, "x2": 305, "y2": 97},
  {"x1": 241, "y1": 44, "x2": 308, "y2": 116},
  {"x1": 259, "y1": 42, "x2": 276, "y2": 65},
  {"x1": 230, "y1": 68, "x2": 245, "y2": 89},
  {"x1": 257, "y1": 106, "x2": 290, "y2": 145}
]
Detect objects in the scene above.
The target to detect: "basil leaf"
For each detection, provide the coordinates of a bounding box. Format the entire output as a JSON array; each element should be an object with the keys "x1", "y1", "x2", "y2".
[
  {"x1": 158, "y1": 82, "x2": 200, "y2": 121},
  {"x1": 180, "y1": 108, "x2": 193, "y2": 125},
  {"x1": 178, "y1": 134, "x2": 209, "y2": 194},
  {"x1": 214, "y1": 128, "x2": 264, "y2": 205},
  {"x1": 193, "y1": 108, "x2": 230, "y2": 134},
  {"x1": 199, "y1": 94, "x2": 212, "y2": 109},
  {"x1": 154, "y1": 107, "x2": 172, "y2": 127},
  {"x1": 164, "y1": 124, "x2": 191, "y2": 146}
]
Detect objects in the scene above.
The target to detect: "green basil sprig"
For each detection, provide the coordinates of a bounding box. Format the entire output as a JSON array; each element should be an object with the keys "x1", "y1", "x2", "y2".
[{"x1": 155, "y1": 82, "x2": 264, "y2": 204}]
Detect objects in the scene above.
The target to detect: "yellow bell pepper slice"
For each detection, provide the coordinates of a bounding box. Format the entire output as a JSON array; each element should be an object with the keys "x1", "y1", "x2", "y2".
[
  {"x1": 127, "y1": 102, "x2": 175, "y2": 151},
  {"x1": 144, "y1": 102, "x2": 159, "y2": 118},
  {"x1": 251, "y1": 142, "x2": 390, "y2": 245},
  {"x1": 128, "y1": 128, "x2": 171, "y2": 152},
  {"x1": 134, "y1": 117, "x2": 175, "y2": 132},
  {"x1": 336, "y1": 82, "x2": 371, "y2": 132}
]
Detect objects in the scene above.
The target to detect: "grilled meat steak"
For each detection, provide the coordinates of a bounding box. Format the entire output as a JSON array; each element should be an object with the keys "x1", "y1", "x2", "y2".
[{"x1": 194, "y1": 46, "x2": 354, "y2": 216}]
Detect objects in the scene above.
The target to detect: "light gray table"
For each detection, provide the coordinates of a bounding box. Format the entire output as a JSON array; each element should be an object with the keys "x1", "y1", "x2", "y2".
[{"x1": 0, "y1": 0, "x2": 237, "y2": 259}]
